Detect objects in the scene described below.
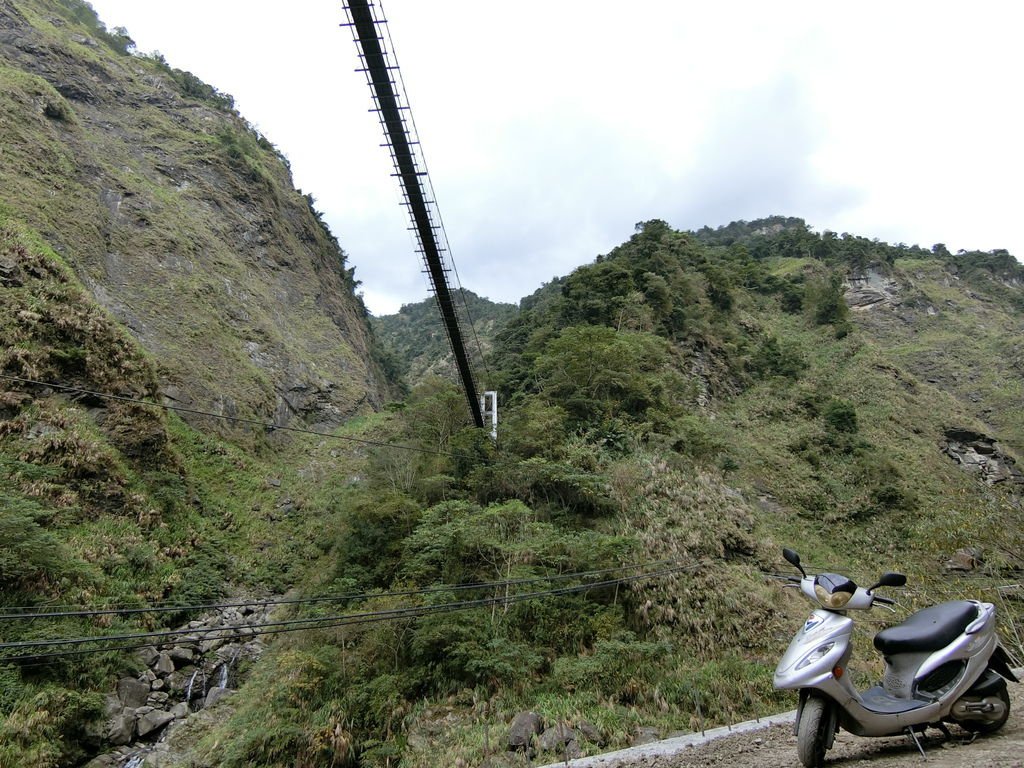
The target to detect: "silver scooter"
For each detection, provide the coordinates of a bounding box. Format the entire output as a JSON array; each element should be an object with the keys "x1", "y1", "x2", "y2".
[{"x1": 774, "y1": 547, "x2": 1018, "y2": 767}]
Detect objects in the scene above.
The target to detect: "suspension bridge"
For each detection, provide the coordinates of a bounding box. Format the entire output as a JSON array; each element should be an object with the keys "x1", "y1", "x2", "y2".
[{"x1": 343, "y1": 0, "x2": 493, "y2": 431}]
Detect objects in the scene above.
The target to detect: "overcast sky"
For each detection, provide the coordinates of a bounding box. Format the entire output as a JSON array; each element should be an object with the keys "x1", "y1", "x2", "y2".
[{"x1": 87, "y1": 1, "x2": 1023, "y2": 315}]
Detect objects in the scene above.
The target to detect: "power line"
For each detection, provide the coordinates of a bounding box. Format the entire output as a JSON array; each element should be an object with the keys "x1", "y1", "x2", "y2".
[
  {"x1": 0, "y1": 373, "x2": 466, "y2": 459},
  {"x1": 0, "y1": 560, "x2": 679, "y2": 620},
  {"x1": 0, "y1": 565, "x2": 688, "y2": 650},
  {"x1": 0, "y1": 564, "x2": 696, "y2": 663}
]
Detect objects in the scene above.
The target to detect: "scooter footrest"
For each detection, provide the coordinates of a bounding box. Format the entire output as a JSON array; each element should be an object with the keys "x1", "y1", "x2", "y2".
[{"x1": 861, "y1": 685, "x2": 930, "y2": 714}]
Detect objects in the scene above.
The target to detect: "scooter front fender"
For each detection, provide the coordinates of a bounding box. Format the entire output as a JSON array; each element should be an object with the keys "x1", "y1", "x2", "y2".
[{"x1": 774, "y1": 609, "x2": 854, "y2": 690}]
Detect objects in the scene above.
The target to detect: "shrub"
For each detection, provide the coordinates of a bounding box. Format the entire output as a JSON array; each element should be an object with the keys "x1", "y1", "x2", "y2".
[{"x1": 822, "y1": 399, "x2": 858, "y2": 434}]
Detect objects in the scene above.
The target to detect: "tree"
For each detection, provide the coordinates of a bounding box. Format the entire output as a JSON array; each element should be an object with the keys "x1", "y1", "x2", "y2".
[
  {"x1": 406, "y1": 377, "x2": 471, "y2": 453},
  {"x1": 806, "y1": 273, "x2": 849, "y2": 329},
  {"x1": 533, "y1": 326, "x2": 670, "y2": 424}
]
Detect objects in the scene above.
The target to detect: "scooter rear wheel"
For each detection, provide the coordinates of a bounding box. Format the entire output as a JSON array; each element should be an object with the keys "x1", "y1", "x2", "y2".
[
  {"x1": 958, "y1": 683, "x2": 1011, "y2": 735},
  {"x1": 798, "y1": 693, "x2": 835, "y2": 768}
]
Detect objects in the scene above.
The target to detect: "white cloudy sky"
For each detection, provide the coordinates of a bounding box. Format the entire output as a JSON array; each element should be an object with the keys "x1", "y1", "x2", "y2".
[{"x1": 87, "y1": 1, "x2": 1022, "y2": 315}]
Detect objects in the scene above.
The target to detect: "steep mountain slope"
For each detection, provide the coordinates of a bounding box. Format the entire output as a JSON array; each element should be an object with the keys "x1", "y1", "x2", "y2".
[
  {"x1": 0, "y1": 2, "x2": 402, "y2": 764},
  {"x1": 0, "y1": 0, "x2": 392, "y2": 432}
]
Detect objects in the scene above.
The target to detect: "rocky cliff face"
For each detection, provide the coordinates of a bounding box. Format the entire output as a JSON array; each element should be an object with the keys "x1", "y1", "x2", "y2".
[{"x1": 0, "y1": 0, "x2": 392, "y2": 432}]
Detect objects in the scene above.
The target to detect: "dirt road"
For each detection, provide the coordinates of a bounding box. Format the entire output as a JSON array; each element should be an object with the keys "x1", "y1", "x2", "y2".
[{"x1": 547, "y1": 679, "x2": 1022, "y2": 768}]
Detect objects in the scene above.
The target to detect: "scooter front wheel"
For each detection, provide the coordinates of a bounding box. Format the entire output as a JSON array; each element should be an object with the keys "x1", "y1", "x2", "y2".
[{"x1": 798, "y1": 693, "x2": 836, "y2": 768}]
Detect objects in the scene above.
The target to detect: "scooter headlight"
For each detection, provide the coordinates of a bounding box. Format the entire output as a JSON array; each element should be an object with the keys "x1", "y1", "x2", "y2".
[
  {"x1": 813, "y1": 573, "x2": 856, "y2": 610},
  {"x1": 814, "y1": 583, "x2": 852, "y2": 609},
  {"x1": 796, "y1": 641, "x2": 835, "y2": 670}
]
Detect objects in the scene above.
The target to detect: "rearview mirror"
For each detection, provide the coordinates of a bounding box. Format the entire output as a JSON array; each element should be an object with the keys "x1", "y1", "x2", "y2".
[
  {"x1": 783, "y1": 548, "x2": 806, "y2": 576},
  {"x1": 869, "y1": 571, "x2": 907, "y2": 592}
]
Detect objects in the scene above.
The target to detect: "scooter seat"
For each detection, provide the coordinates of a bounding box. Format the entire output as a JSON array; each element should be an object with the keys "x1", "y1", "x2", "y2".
[{"x1": 873, "y1": 600, "x2": 977, "y2": 656}]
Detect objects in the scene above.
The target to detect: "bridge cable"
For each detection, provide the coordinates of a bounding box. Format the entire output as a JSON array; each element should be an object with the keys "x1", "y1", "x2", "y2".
[{"x1": 343, "y1": 0, "x2": 485, "y2": 427}]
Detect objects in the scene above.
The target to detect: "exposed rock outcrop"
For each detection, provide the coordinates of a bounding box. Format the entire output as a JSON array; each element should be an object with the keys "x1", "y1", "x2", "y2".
[
  {"x1": 943, "y1": 428, "x2": 1024, "y2": 487},
  {"x1": 0, "y1": 2, "x2": 394, "y2": 436},
  {"x1": 845, "y1": 267, "x2": 902, "y2": 310}
]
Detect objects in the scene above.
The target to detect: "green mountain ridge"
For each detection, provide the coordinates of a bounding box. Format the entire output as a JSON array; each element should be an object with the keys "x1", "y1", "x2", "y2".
[
  {"x1": 373, "y1": 289, "x2": 517, "y2": 384},
  {"x1": 1, "y1": 2, "x2": 1023, "y2": 767}
]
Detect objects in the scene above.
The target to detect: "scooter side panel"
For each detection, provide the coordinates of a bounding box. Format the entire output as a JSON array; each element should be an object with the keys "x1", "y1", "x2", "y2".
[
  {"x1": 909, "y1": 602, "x2": 996, "y2": 687},
  {"x1": 842, "y1": 638, "x2": 997, "y2": 735},
  {"x1": 774, "y1": 610, "x2": 854, "y2": 689}
]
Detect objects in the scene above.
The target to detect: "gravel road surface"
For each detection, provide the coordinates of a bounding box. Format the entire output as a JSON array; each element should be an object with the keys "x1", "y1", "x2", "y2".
[{"x1": 543, "y1": 676, "x2": 1022, "y2": 768}]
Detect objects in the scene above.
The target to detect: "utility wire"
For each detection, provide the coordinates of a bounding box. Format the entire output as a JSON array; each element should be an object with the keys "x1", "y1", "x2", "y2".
[
  {"x1": 0, "y1": 565, "x2": 688, "y2": 651},
  {"x1": 0, "y1": 564, "x2": 696, "y2": 663},
  {"x1": 0, "y1": 373, "x2": 465, "y2": 459},
  {"x1": 0, "y1": 560, "x2": 679, "y2": 620}
]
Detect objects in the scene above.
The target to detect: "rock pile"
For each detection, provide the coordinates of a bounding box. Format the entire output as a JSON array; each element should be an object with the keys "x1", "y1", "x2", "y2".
[
  {"x1": 86, "y1": 600, "x2": 275, "y2": 768},
  {"x1": 505, "y1": 711, "x2": 606, "y2": 762}
]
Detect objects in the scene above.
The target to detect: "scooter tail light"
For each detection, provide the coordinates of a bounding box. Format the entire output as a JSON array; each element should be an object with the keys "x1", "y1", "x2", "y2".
[{"x1": 833, "y1": 665, "x2": 844, "y2": 679}]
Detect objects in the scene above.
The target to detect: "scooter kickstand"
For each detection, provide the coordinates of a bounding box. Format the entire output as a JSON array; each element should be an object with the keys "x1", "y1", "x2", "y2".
[{"x1": 905, "y1": 727, "x2": 927, "y2": 760}]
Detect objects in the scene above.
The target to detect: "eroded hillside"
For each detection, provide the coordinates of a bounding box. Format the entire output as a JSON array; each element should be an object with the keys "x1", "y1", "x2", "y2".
[{"x1": 0, "y1": 0, "x2": 392, "y2": 432}]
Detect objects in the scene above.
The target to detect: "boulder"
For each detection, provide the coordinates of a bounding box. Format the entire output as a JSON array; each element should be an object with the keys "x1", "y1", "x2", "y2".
[
  {"x1": 147, "y1": 691, "x2": 169, "y2": 705},
  {"x1": 169, "y1": 702, "x2": 189, "y2": 719},
  {"x1": 204, "y1": 686, "x2": 232, "y2": 708},
  {"x1": 136, "y1": 709, "x2": 174, "y2": 737},
  {"x1": 138, "y1": 646, "x2": 160, "y2": 667},
  {"x1": 946, "y1": 547, "x2": 984, "y2": 572},
  {"x1": 577, "y1": 719, "x2": 604, "y2": 746},
  {"x1": 154, "y1": 652, "x2": 174, "y2": 677},
  {"x1": 116, "y1": 678, "x2": 150, "y2": 709},
  {"x1": 538, "y1": 722, "x2": 576, "y2": 752},
  {"x1": 167, "y1": 647, "x2": 194, "y2": 666},
  {"x1": 199, "y1": 636, "x2": 226, "y2": 654},
  {"x1": 632, "y1": 726, "x2": 660, "y2": 746},
  {"x1": 507, "y1": 711, "x2": 543, "y2": 752},
  {"x1": 105, "y1": 709, "x2": 136, "y2": 746},
  {"x1": 102, "y1": 694, "x2": 121, "y2": 718}
]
